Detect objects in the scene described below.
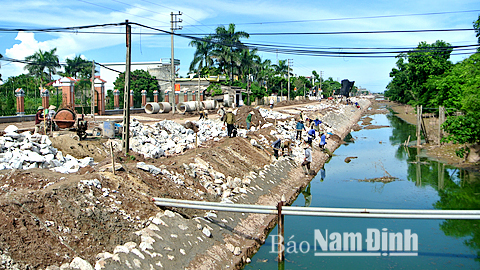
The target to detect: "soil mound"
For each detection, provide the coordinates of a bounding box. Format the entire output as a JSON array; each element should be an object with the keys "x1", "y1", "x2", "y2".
[
  {"x1": 234, "y1": 106, "x2": 267, "y2": 129},
  {"x1": 51, "y1": 134, "x2": 111, "y2": 162}
]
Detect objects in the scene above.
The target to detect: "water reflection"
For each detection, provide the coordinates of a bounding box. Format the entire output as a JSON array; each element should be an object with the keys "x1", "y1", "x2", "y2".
[
  {"x1": 389, "y1": 112, "x2": 480, "y2": 262},
  {"x1": 301, "y1": 184, "x2": 312, "y2": 207},
  {"x1": 245, "y1": 112, "x2": 480, "y2": 269}
]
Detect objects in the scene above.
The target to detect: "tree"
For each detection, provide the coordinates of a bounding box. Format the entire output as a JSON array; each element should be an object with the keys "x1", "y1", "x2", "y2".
[
  {"x1": 211, "y1": 23, "x2": 249, "y2": 84},
  {"x1": 385, "y1": 55, "x2": 410, "y2": 103},
  {"x1": 385, "y1": 41, "x2": 453, "y2": 106},
  {"x1": 321, "y1": 77, "x2": 341, "y2": 97},
  {"x1": 24, "y1": 48, "x2": 60, "y2": 89},
  {"x1": 113, "y1": 69, "x2": 159, "y2": 108},
  {"x1": 440, "y1": 53, "x2": 480, "y2": 160},
  {"x1": 189, "y1": 36, "x2": 214, "y2": 74},
  {"x1": 272, "y1": 59, "x2": 291, "y2": 79},
  {"x1": 238, "y1": 48, "x2": 260, "y2": 83},
  {"x1": 62, "y1": 55, "x2": 92, "y2": 79},
  {"x1": 257, "y1": 59, "x2": 274, "y2": 91},
  {"x1": 474, "y1": 15, "x2": 480, "y2": 51}
]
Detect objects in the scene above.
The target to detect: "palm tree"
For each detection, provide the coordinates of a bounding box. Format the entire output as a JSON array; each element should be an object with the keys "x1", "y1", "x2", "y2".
[
  {"x1": 211, "y1": 23, "x2": 249, "y2": 84},
  {"x1": 258, "y1": 59, "x2": 274, "y2": 90},
  {"x1": 24, "y1": 48, "x2": 60, "y2": 88},
  {"x1": 238, "y1": 48, "x2": 260, "y2": 83},
  {"x1": 63, "y1": 55, "x2": 92, "y2": 79},
  {"x1": 272, "y1": 59, "x2": 291, "y2": 79},
  {"x1": 189, "y1": 36, "x2": 214, "y2": 76}
]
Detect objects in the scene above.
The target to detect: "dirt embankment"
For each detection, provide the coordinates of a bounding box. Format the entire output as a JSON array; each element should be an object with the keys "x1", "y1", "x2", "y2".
[
  {"x1": 0, "y1": 98, "x2": 371, "y2": 269},
  {"x1": 0, "y1": 134, "x2": 273, "y2": 269}
]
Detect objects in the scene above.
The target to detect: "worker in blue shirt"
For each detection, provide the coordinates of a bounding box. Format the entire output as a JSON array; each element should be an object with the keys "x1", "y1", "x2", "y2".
[
  {"x1": 313, "y1": 118, "x2": 322, "y2": 132},
  {"x1": 307, "y1": 128, "x2": 315, "y2": 145},
  {"x1": 319, "y1": 132, "x2": 326, "y2": 150},
  {"x1": 296, "y1": 120, "x2": 305, "y2": 140},
  {"x1": 271, "y1": 137, "x2": 282, "y2": 159}
]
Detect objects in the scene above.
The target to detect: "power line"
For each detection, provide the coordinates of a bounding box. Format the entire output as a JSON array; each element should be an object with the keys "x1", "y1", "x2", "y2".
[
  {"x1": 179, "y1": 28, "x2": 476, "y2": 36},
  {"x1": 76, "y1": 0, "x2": 165, "y2": 24},
  {"x1": 0, "y1": 22, "x2": 125, "y2": 33},
  {"x1": 137, "y1": 0, "x2": 215, "y2": 33},
  {"x1": 0, "y1": 24, "x2": 474, "y2": 36},
  {"x1": 184, "y1": 9, "x2": 480, "y2": 27}
]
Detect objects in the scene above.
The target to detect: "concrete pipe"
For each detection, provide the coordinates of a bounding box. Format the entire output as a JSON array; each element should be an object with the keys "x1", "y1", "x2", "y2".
[
  {"x1": 202, "y1": 100, "x2": 218, "y2": 110},
  {"x1": 158, "y1": 102, "x2": 172, "y2": 113},
  {"x1": 176, "y1": 101, "x2": 203, "y2": 114},
  {"x1": 145, "y1": 102, "x2": 160, "y2": 114}
]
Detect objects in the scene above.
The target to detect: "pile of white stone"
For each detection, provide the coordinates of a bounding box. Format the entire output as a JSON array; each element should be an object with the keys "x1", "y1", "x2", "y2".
[
  {"x1": 184, "y1": 158, "x2": 252, "y2": 203},
  {"x1": 258, "y1": 108, "x2": 291, "y2": 119},
  {"x1": 136, "y1": 162, "x2": 185, "y2": 186},
  {"x1": 0, "y1": 125, "x2": 94, "y2": 173},
  {"x1": 128, "y1": 118, "x2": 249, "y2": 158}
]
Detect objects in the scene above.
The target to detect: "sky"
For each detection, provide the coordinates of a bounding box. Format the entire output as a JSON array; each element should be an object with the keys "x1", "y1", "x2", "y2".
[{"x1": 0, "y1": 0, "x2": 479, "y2": 93}]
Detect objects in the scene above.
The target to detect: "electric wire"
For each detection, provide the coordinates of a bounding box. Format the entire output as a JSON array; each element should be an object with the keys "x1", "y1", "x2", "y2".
[
  {"x1": 137, "y1": 0, "x2": 215, "y2": 33},
  {"x1": 76, "y1": 0, "x2": 165, "y2": 24},
  {"x1": 184, "y1": 9, "x2": 480, "y2": 27}
]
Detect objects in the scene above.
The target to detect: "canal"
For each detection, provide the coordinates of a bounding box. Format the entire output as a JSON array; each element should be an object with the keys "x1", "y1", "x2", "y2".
[{"x1": 245, "y1": 110, "x2": 480, "y2": 269}]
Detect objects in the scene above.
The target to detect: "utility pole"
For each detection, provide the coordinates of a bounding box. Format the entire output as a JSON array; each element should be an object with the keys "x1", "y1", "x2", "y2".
[
  {"x1": 247, "y1": 74, "x2": 251, "y2": 106},
  {"x1": 91, "y1": 60, "x2": 95, "y2": 123},
  {"x1": 170, "y1": 11, "x2": 182, "y2": 115},
  {"x1": 122, "y1": 20, "x2": 132, "y2": 154},
  {"x1": 319, "y1": 71, "x2": 323, "y2": 99},
  {"x1": 303, "y1": 83, "x2": 306, "y2": 99},
  {"x1": 197, "y1": 70, "x2": 200, "y2": 112},
  {"x1": 287, "y1": 59, "x2": 293, "y2": 100}
]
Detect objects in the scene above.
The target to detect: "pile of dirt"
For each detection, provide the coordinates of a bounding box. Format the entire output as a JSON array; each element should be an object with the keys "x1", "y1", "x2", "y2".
[
  {"x1": 234, "y1": 106, "x2": 269, "y2": 129},
  {"x1": 50, "y1": 134, "x2": 111, "y2": 162},
  {"x1": 275, "y1": 99, "x2": 312, "y2": 107},
  {"x1": 0, "y1": 131, "x2": 273, "y2": 269}
]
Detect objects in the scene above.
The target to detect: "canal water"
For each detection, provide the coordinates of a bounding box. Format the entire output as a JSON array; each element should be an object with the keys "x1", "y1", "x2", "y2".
[{"x1": 245, "y1": 111, "x2": 480, "y2": 269}]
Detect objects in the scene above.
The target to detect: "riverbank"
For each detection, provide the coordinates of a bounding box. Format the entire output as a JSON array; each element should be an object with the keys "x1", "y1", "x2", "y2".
[
  {"x1": 385, "y1": 100, "x2": 479, "y2": 172},
  {"x1": 0, "y1": 98, "x2": 372, "y2": 270}
]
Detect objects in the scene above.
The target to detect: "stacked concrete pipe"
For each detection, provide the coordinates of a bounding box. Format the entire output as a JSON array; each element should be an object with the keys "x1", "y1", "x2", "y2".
[
  {"x1": 176, "y1": 101, "x2": 204, "y2": 114},
  {"x1": 202, "y1": 100, "x2": 218, "y2": 110},
  {"x1": 144, "y1": 102, "x2": 171, "y2": 114}
]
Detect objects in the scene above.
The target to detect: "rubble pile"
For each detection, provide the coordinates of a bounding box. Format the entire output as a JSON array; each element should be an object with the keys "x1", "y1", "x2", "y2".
[
  {"x1": 136, "y1": 162, "x2": 185, "y2": 186},
  {"x1": 0, "y1": 125, "x2": 94, "y2": 173},
  {"x1": 184, "y1": 158, "x2": 253, "y2": 204},
  {"x1": 129, "y1": 118, "x2": 231, "y2": 158},
  {"x1": 258, "y1": 108, "x2": 290, "y2": 119}
]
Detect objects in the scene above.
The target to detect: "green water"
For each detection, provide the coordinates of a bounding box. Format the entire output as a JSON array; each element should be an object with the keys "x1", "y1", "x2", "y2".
[{"x1": 245, "y1": 112, "x2": 480, "y2": 269}]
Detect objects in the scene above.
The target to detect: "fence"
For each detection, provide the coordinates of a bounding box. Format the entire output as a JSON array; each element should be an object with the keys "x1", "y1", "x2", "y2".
[{"x1": 152, "y1": 197, "x2": 480, "y2": 262}]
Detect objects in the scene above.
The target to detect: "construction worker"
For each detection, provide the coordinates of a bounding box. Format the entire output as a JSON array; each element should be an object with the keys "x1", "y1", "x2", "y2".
[
  {"x1": 296, "y1": 119, "x2": 305, "y2": 140},
  {"x1": 34, "y1": 106, "x2": 45, "y2": 134},
  {"x1": 224, "y1": 108, "x2": 236, "y2": 137},
  {"x1": 313, "y1": 117, "x2": 322, "y2": 132},
  {"x1": 271, "y1": 137, "x2": 282, "y2": 159},
  {"x1": 281, "y1": 140, "x2": 292, "y2": 156},
  {"x1": 301, "y1": 142, "x2": 312, "y2": 175},
  {"x1": 246, "y1": 111, "x2": 254, "y2": 130},
  {"x1": 307, "y1": 127, "x2": 316, "y2": 145},
  {"x1": 47, "y1": 105, "x2": 57, "y2": 131},
  {"x1": 217, "y1": 107, "x2": 226, "y2": 121},
  {"x1": 319, "y1": 132, "x2": 327, "y2": 150},
  {"x1": 199, "y1": 110, "x2": 208, "y2": 120}
]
